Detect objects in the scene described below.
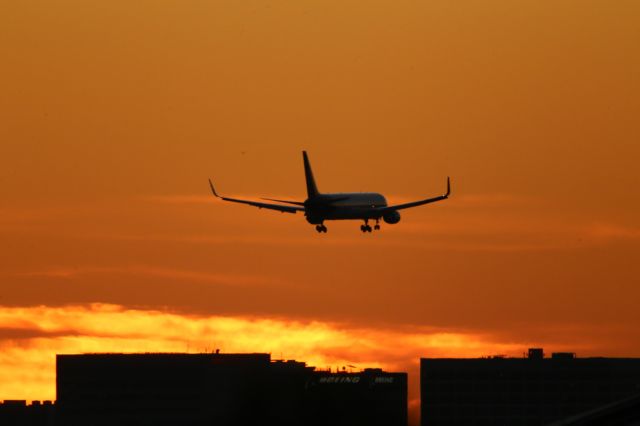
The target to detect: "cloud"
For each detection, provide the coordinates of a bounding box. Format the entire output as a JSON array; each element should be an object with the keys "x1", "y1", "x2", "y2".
[
  {"x1": 14, "y1": 266, "x2": 283, "y2": 288},
  {"x1": 0, "y1": 303, "x2": 526, "y2": 404},
  {"x1": 4, "y1": 193, "x2": 637, "y2": 255},
  {"x1": 1, "y1": 305, "x2": 638, "y2": 424},
  {"x1": 587, "y1": 223, "x2": 640, "y2": 240},
  {"x1": 144, "y1": 195, "x2": 214, "y2": 204},
  {"x1": 98, "y1": 192, "x2": 640, "y2": 253},
  {"x1": 144, "y1": 194, "x2": 304, "y2": 205},
  {"x1": 0, "y1": 327, "x2": 78, "y2": 341},
  {"x1": 443, "y1": 193, "x2": 538, "y2": 208},
  {"x1": 4, "y1": 304, "x2": 629, "y2": 423},
  {"x1": 83, "y1": 215, "x2": 638, "y2": 253}
]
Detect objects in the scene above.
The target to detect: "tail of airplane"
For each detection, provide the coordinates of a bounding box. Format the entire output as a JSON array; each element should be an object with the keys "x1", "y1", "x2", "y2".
[{"x1": 303, "y1": 151, "x2": 320, "y2": 198}]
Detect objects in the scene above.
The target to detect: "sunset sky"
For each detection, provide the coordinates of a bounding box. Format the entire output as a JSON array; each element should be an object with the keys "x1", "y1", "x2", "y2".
[{"x1": 1, "y1": 0, "x2": 639, "y2": 423}]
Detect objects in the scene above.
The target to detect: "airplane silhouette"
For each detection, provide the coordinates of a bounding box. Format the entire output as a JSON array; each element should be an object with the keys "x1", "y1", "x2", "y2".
[{"x1": 209, "y1": 151, "x2": 450, "y2": 233}]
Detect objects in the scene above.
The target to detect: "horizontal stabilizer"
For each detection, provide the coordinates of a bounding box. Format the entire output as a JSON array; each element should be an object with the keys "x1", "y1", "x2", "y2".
[
  {"x1": 208, "y1": 179, "x2": 305, "y2": 214},
  {"x1": 261, "y1": 197, "x2": 306, "y2": 206}
]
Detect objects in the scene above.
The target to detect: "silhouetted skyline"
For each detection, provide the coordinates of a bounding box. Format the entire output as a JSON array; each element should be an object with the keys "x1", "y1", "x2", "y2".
[{"x1": 4, "y1": 349, "x2": 640, "y2": 425}]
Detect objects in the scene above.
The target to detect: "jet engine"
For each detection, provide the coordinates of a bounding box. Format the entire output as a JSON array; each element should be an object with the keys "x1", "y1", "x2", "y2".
[{"x1": 383, "y1": 210, "x2": 401, "y2": 224}]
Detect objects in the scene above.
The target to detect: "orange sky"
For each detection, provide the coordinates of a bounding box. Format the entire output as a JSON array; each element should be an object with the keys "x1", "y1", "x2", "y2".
[{"x1": 1, "y1": 0, "x2": 639, "y2": 423}]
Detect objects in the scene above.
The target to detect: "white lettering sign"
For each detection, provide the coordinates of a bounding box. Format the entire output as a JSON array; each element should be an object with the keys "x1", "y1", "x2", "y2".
[{"x1": 318, "y1": 376, "x2": 361, "y2": 384}]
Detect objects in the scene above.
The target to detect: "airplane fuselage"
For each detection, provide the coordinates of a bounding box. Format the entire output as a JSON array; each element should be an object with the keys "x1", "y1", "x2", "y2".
[{"x1": 304, "y1": 193, "x2": 388, "y2": 224}]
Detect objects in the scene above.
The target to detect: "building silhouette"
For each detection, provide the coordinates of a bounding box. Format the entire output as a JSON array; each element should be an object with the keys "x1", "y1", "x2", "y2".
[
  {"x1": 7, "y1": 348, "x2": 640, "y2": 425},
  {"x1": 0, "y1": 400, "x2": 55, "y2": 426},
  {"x1": 421, "y1": 348, "x2": 640, "y2": 426},
  {"x1": 57, "y1": 352, "x2": 407, "y2": 426}
]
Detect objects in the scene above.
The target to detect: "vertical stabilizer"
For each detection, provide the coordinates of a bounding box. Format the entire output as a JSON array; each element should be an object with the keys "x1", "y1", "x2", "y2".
[{"x1": 303, "y1": 151, "x2": 320, "y2": 198}]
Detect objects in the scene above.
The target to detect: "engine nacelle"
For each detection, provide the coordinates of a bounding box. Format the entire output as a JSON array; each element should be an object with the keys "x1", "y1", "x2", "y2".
[{"x1": 383, "y1": 210, "x2": 401, "y2": 224}]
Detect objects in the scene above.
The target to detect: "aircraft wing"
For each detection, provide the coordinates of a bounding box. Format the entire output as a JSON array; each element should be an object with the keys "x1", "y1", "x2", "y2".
[
  {"x1": 377, "y1": 177, "x2": 451, "y2": 212},
  {"x1": 208, "y1": 179, "x2": 305, "y2": 214}
]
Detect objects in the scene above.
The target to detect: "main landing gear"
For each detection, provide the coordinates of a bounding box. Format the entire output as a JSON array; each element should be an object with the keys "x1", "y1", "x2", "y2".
[
  {"x1": 315, "y1": 224, "x2": 327, "y2": 233},
  {"x1": 360, "y1": 219, "x2": 380, "y2": 233}
]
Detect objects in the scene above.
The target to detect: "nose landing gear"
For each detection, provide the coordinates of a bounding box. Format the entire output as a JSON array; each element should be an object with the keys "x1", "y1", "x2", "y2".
[{"x1": 315, "y1": 224, "x2": 327, "y2": 233}]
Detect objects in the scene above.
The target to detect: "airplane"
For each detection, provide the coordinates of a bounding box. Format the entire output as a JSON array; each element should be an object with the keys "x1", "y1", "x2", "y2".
[{"x1": 208, "y1": 151, "x2": 450, "y2": 233}]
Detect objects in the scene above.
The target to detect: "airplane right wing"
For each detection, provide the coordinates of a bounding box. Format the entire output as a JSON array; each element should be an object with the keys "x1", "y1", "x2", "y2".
[
  {"x1": 376, "y1": 177, "x2": 451, "y2": 212},
  {"x1": 208, "y1": 179, "x2": 305, "y2": 214}
]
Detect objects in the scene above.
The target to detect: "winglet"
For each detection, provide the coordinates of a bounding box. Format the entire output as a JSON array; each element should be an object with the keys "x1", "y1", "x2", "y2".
[
  {"x1": 445, "y1": 176, "x2": 451, "y2": 198},
  {"x1": 208, "y1": 179, "x2": 220, "y2": 198}
]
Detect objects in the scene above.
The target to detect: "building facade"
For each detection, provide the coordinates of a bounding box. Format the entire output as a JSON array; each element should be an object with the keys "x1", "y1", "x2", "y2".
[
  {"x1": 57, "y1": 352, "x2": 407, "y2": 426},
  {"x1": 421, "y1": 348, "x2": 640, "y2": 426}
]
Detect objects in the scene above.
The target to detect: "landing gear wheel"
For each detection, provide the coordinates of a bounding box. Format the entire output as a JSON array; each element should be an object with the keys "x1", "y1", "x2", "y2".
[
  {"x1": 361, "y1": 225, "x2": 372, "y2": 233},
  {"x1": 374, "y1": 224, "x2": 380, "y2": 230},
  {"x1": 316, "y1": 225, "x2": 328, "y2": 233}
]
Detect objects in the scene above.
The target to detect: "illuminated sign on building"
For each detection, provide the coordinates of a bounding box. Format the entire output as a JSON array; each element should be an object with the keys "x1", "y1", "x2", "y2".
[
  {"x1": 318, "y1": 376, "x2": 361, "y2": 384},
  {"x1": 316, "y1": 376, "x2": 395, "y2": 384}
]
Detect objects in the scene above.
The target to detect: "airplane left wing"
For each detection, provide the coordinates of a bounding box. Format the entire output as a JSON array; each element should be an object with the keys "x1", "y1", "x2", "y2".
[
  {"x1": 208, "y1": 179, "x2": 305, "y2": 214},
  {"x1": 376, "y1": 177, "x2": 451, "y2": 212}
]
